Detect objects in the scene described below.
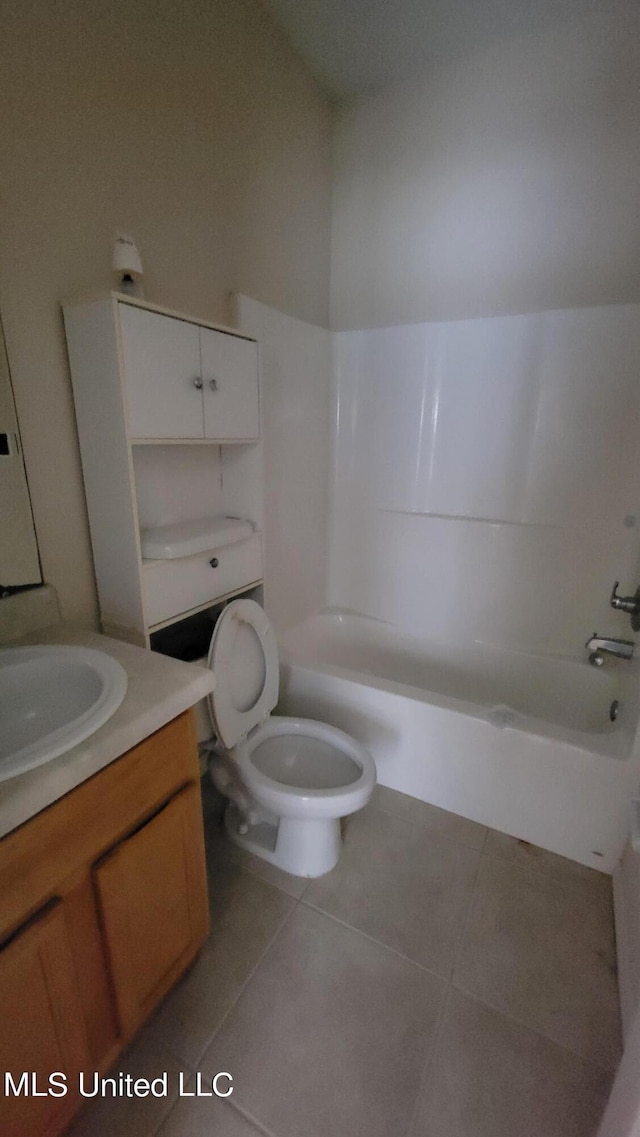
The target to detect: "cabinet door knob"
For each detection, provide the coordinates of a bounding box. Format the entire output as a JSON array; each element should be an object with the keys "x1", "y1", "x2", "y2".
[
  {"x1": 209, "y1": 557, "x2": 219, "y2": 568},
  {"x1": 209, "y1": 378, "x2": 219, "y2": 391},
  {"x1": 192, "y1": 377, "x2": 203, "y2": 390}
]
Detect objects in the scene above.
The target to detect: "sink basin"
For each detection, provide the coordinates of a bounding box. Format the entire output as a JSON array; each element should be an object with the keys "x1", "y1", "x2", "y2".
[{"x1": 0, "y1": 645, "x2": 128, "y2": 782}]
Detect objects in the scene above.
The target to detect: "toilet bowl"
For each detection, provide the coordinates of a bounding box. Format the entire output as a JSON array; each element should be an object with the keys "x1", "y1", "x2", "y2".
[{"x1": 203, "y1": 598, "x2": 376, "y2": 878}]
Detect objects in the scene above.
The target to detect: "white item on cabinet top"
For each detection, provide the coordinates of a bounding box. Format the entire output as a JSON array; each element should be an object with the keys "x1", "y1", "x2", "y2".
[{"x1": 140, "y1": 516, "x2": 255, "y2": 561}]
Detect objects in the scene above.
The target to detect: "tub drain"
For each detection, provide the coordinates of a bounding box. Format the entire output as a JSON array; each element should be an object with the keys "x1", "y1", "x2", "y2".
[{"x1": 610, "y1": 700, "x2": 619, "y2": 722}]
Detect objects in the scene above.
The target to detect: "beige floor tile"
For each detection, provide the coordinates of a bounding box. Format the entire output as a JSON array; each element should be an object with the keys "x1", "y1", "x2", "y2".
[
  {"x1": 147, "y1": 862, "x2": 295, "y2": 1068},
  {"x1": 372, "y1": 785, "x2": 487, "y2": 850},
  {"x1": 200, "y1": 904, "x2": 446, "y2": 1137},
  {"x1": 453, "y1": 855, "x2": 622, "y2": 1070},
  {"x1": 67, "y1": 1033, "x2": 182, "y2": 1137},
  {"x1": 206, "y1": 807, "x2": 309, "y2": 899},
  {"x1": 409, "y1": 988, "x2": 611, "y2": 1137},
  {"x1": 305, "y1": 806, "x2": 480, "y2": 976},
  {"x1": 484, "y1": 828, "x2": 612, "y2": 902},
  {"x1": 158, "y1": 1080, "x2": 268, "y2": 1136}
]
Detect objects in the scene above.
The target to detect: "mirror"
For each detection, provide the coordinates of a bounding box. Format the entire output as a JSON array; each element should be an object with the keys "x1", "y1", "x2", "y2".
[{"x1": 0, "y1": 313, "x2": 41, "y2": 590}]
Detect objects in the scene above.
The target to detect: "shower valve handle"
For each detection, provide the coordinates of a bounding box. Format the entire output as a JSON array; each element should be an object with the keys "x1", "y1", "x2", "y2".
[{"x1": 610, "y1": 581, "x2": 640, "y2": 631}]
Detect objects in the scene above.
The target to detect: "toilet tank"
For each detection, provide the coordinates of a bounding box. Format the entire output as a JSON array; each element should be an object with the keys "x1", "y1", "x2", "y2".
[
  {"x1": 190, "y1": 654, "x2": 215, "y2": 744},
  {"x1": 147, "y1": 585, "x2": 265, "y2": 751}
]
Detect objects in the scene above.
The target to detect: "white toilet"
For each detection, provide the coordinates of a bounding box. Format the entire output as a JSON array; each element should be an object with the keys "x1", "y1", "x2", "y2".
[{"x1": 202, "y1": 598, "x2": 376, "y2": 878}]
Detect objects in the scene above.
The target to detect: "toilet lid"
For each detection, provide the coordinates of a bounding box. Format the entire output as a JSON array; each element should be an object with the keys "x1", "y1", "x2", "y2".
[{"x1": 206, "y1": 599, "x2": 279, "y2": 749}]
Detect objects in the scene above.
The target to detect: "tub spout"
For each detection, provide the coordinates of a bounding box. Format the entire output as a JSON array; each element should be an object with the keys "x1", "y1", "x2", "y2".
[{"x1": 585, "y1": 633, "x2": 634, "y2": 666}]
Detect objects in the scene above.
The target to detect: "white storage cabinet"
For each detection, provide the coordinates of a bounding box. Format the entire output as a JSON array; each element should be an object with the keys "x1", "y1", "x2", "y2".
[
  {"x1": 119, "y1": 305, "x2": 259, "y2": 441},
  {"x1": 63, "y1": 294, "x2": 264, "y2": 647}
]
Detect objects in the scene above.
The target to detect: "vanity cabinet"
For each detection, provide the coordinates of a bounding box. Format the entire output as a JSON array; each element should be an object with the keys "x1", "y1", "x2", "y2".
[
  {"x1": 95, "y1": 782, "x2": 206, "y2": 1037},
  {"x1": 63, "y1": 294, "x2": 264, "y2": 647},
  {"x1": 0, "y1": 711, "x2": 208, "y2": 1137},
  {"x1": 0, "y1": 904, "x2": 90, "y2": 1137}
]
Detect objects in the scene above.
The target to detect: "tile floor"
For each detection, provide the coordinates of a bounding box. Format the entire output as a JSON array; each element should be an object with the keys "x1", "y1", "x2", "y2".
[{"x1": 69, "y1": 781, "x2": 621, "y2": 1137}]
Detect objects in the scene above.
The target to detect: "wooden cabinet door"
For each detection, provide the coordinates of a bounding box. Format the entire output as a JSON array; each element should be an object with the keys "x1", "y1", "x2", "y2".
[
  {"x1": 119, "y1": 304, "x2": 203, "y2": 438},
  {"x1": 200, "y1": 327, "x2": 259, "y2": 440},
  {"x1": 94, "y1": 782, "x2": 208, "y2": 1037},
  {"x1": 0, "y1": 904, "x2": 90, "y2": 1137}
]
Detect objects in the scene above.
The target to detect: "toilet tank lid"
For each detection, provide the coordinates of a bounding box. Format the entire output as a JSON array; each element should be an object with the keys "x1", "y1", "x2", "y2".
[{"x1": 140, "y1": 516, "x2": 254, "y2": 560}]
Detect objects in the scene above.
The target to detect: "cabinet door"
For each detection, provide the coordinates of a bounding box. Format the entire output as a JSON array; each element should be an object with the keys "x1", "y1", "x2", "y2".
[
  {"x1": 0, "y1": 904, "x2": 90, "y2": 1137},
  {"x1": 94, "y1": 783, "x2": 208, "y2": 1037},
  {"x1": 119, "y1": 305, "x2": 203, "y2": 438},
  {"x1": 200, "y1": 328, "x2": 259, "y2": 439}
]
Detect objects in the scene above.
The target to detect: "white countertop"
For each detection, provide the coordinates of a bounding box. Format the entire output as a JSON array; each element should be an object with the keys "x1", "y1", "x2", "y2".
[{"x1": 0, "y1": 626, "x2": 215, "y2": 840}]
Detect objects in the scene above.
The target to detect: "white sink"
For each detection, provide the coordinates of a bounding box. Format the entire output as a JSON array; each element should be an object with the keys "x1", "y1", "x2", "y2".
[{"x1": 0, "y1": 645, "x2": 128, "y2": 782}]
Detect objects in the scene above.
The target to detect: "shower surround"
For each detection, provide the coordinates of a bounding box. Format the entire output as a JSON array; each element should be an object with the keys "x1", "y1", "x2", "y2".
[{"x1": 239, "y1": 296, "x2": 640, "y2": 869}]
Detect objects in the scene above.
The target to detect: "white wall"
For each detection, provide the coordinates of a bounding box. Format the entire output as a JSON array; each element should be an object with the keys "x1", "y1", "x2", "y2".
[
  {"x1": 327, "y1": 6, "x2": 640, "y2": 658},
  {"x1": 0, "y1": 0, "x2": 331, "y2": 628},
  {"x1": 328, "y1": 304, "x2": 640, "y2": 656},
  {"x1": 598, "y1": 1000, "x2": 640, "y2": 1137},
  {"x1": 330, "y1": 5, "x2": 640, "y2": 330},
  {"x1": 236, "y1": 297, "x2": 332, "y2": 633}
]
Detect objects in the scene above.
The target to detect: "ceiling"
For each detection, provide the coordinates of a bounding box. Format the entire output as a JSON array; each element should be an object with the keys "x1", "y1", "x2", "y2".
[{"x1": 261, "y1": 0, "x2": 609, "y2": 101}]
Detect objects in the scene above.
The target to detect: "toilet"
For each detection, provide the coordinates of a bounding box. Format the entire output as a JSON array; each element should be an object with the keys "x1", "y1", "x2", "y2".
[{"x1": 202, "y1": 598, "x2": 376, "y2": 878}]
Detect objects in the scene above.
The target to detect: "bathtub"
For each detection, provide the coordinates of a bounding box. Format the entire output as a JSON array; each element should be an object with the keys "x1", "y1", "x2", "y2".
[{"x1": 279, "y1": 611, "x2": 640, "y2": 871}]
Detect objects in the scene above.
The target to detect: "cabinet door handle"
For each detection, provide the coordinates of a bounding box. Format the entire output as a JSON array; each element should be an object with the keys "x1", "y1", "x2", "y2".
[
  {"x1": 192, "y1": 377, "x2": 203, "y2": 390},
  {"x1": 209, "y1": 557, "x2": 219, "y2": 568},
  {"x1": 209, "y1": 378, "x2": 219, "y2": 391}
]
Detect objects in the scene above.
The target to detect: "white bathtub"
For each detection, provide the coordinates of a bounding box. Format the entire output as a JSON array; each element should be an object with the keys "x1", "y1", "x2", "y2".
[{"x1": 279, "y1": 611, "x2": 640, "y2": 871}]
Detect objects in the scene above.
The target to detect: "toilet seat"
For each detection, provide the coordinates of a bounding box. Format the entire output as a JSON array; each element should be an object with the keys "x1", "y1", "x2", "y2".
[
  {"x1": 207, "y1": 598, "x2": 279, "y2": 749},
  {"x1": 236, "y1": 716, "x2": 375, "y2": 820}
]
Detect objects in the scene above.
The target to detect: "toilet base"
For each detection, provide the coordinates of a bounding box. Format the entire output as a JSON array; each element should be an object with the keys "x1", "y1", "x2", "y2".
[{"x1": 224, "y1": 803, "x2": 341, "y2": 878}]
